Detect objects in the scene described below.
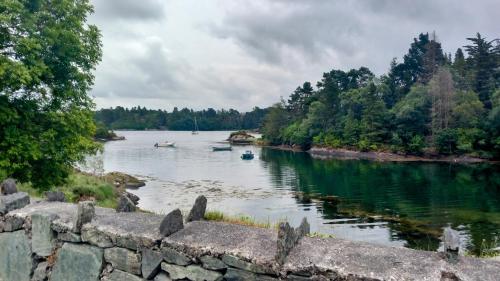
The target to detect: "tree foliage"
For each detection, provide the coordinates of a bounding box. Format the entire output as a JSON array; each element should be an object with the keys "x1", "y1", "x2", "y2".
[{"x1": 0, "y1": 0, "x2": 102, "y2": 189}]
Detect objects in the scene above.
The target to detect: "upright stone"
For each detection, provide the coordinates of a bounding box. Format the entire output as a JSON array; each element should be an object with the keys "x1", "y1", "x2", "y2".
[
  {"x1": 186, "y1": 195, "x2": 207, "y2": 222},
  {"x1": 32, "y1": 213, "x2": 57, "y2": 257},
  {"x1": 51, "y1": 243, "x2": 103, "y2": 281},
  {"x1": 443, "y1": 227, "x2": 460, "y2": 263},
  {"x1": 0, "y1": 192, "x2": 30, "y2": 215},
  {"x1": 0, "y1": 231, "x2": 32, "y2": 281},
  {"x1": 295, "y1": 217, "x2": 310, "y2": 239},
  {"x1": 46, "y1": 190, "x2": 66, "y2": 202},
  {"x1": 0, "y1": 178, "x2": 17, "y2": 195},
  {"x1": 116, "y1": 194, "x2": 136, "y2": 212},
  {"x1": 276, "y1": 222, "x2": 296, "y2": 264},
  {"x1": 159, "y1": 208, "x2": 183, "y2": 237},
  {"x1": 104, "y1": 247, "x2": 142, "y2": 275},
  {"x1": 142, "y1": 249, "x2": 164, "y2": 279},
  {"x1": 73, "y1": 201, "x2": 95, "y2": 233}
]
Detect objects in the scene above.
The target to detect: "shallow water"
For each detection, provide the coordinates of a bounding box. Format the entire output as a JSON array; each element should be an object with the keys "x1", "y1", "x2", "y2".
[{"x1": 98, "y1": 131, "x2": 500, "y2": 254}]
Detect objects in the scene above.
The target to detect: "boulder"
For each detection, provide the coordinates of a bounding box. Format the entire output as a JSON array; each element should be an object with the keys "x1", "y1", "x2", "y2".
[
  {"x1": 46, "y1": 191, "x2": 66, "y2": 202},
  {"x1": 186, "y1": 195, "x2": 207, "y2": 222},
  {"x1": 125, "y1": 192, "x2": 140, "y2": 205},
  {"x1": 161, "y1": 263, "x2": 222, "y2": 281},
  {"x1": 142, "y1": 249, "x2": 164, "y2": 279},
  {"x1": 0, "y1": 178, "x2": 17, "y2": 195},
  {"x1": 159, "y1": 208, "x2": 183, "y2": 237},
  {"x1": 104, "y1": 247, "x2": 142, "y2": 275},
  {"x1": 31, "y1": 213, "x2": 57, "y2": 257},
  {"x1": 0, "y1": 231, "x2": 32, "y2": 281},
  {"x1": 73, "y1": 201, "x2": 95, "y2": 233},
  {"x1": 108, "y1": 269, "x2": 143, "y2": 281},
  {"x1": 116, "y1": 194, "x2": 136, "y2": 213},
  {"x1": 0, "y1": 192, "x2": 30, "y2": 215},
  {"x1": 51, "y1": 243, "x2": 103, "y2": 281}
]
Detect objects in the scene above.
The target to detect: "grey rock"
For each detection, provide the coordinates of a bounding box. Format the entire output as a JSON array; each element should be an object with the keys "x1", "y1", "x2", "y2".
[
  {"x1": 162, "y1": 247, "x2": 191, "y2": 266},
  {"x1": 0, "y1": 178, "x2": 17, "y2": 195},
  {"x1": 0, "y1": 231, "x2": 32, "y2": 281},
  {"x1": 153, "y1": 272, "x2": 172, "y2": 281},
  {"x1": 2, "y1": 215, "x2": 24, "y2": 231},
  {"x1": 222, "y1": 255, "x2": 274, "y2": 275},
  {"x1": 73, "y1": 201, "x2": 95, "y2": 233},
  {"x1": 125, "y1": 192, "x2": 140, "y2": 205},
  {"x1": 51, "y1": 243, "x2": 103, "y2": 281},
  {"x1": 159, "y1": 208, "x2": 183, "y2": 237},
  {"x1": 0, "y1": 192, "x2": 30, "y2": 214},
  {"x1": 186, "y1": 195, "x2": 207, "y2": 222},
  {"x1": 296, "y1": 217, "x2": 310, "y2": 239},
  {"x1": 161, "y1": 263, "x2": 222, "y2": 281},
  {"x1": 142, "y1": 248, "x2": 164, "y2": 279},
  {"x1": 108, "y1": 269, "x2": 143, "y2": 281},
  {"x1": 200, "y1": 255, "x2": 227, "y2": 271},
  {"x1": 45, "y1": 191, "x2": 66, "y2": 202},
  {"x1": 276, "y1": 222, "x2": 296, "y2": 264},
  {"x1": 223, "y1": 268, "x2": 277, "y2": 281},
  {"x1": 104, "y1": 247, "x2": 142, "y2": 275},
  {"x1": 116, "y1": 194, "x2": 136, "y2": 212},
  {"x1": 57, "y1": 231, "x2": 82, "y2": 242},
  {"x1": 31, "y1": 213, "x2": 57, "y2": 257},
  {"x1": 443, "y1": 227, "x2": 460, "y2": 263},
  {"x1": 81, "y1": 225, "x2": 114, "y2": 248},
  {"x1": 125, "y1": 181, "x2": 145, "y2": 189},
  {"x1": 32, "y1": 261, "x2": 48, "y2": 281}
]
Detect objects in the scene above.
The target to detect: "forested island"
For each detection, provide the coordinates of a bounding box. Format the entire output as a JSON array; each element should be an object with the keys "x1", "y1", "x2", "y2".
[{"x1": 261, "y1": 33, "x2": 500, "y2": 159}]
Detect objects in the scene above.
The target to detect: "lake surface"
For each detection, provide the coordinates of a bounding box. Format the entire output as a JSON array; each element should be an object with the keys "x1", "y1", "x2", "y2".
[{"x1": 97, "y1": 131, "x2": 500, "y2": 254}]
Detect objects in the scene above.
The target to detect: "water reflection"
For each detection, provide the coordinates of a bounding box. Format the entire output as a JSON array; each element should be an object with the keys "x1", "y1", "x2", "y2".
[{"x1": 260, "y1": 148, "x2": 500, "y2": 254}]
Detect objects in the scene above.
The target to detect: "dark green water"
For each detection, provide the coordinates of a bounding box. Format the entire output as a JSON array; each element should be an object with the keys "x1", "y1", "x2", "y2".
[{"x1": 100, "y1": 131, "x2": 500, "y2": 255}]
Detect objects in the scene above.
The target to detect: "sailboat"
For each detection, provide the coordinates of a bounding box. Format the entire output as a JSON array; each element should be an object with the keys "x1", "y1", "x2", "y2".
[{"x1": 192, "y1": 117, "x2": 199, "y2": 135}]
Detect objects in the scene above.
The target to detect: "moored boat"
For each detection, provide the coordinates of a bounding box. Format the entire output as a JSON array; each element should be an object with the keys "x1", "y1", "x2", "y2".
[
  {"x1": 213, "y1": 146, "x2": 232, "y2": 151},
  {"x1": 241, "y1": 150, "x2": 254, "y2": 160},
  {"x1": 155, "y1": 141, "x2": 175, "y2": 147}
]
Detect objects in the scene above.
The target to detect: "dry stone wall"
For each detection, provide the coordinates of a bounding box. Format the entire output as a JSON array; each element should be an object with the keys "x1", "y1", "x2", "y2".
[{"x1": 0, "y1": 191, "x2": 499, "y2": 281}]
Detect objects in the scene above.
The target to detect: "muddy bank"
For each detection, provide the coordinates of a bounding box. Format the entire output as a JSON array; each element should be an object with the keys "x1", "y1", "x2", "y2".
[{"x1": 308, "y1": 147, "x2": 495, "y2": 164}]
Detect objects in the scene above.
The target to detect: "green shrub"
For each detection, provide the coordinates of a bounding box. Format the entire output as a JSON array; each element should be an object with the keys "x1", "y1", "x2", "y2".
[{"x1": 408, "y1": 135, "x2": 425, "y2": 154}]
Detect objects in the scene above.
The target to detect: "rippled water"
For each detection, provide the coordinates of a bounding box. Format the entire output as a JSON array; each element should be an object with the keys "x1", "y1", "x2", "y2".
[{"x1": 98, "y1": 131, "x2": 500, "y2": 254}]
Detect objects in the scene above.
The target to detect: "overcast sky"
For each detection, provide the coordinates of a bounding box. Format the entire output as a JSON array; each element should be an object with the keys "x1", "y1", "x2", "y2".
[{"x1": 88, "y1": 0, "x2": 499, "y2": 111}]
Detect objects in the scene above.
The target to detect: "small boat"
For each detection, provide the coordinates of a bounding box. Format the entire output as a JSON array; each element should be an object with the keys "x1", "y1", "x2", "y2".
[
  {"x1": 155, "y1": 141, "x2": 175, "y2": 148},
  {"x1": 213, "y1": 146, "x2": 232, "y2": 151},
  {"x1": 241, "y1": 150, "x2": 254, "y2": 160},
  {"x1": 192, "y1": 117, "x2": 199, "y2": 135}
]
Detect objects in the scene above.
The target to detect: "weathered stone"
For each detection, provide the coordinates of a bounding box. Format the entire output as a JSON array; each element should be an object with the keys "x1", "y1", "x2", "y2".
[
  {"x1": 153, "y1": 272, "x2": 172, "y2": 281},
  {"x1": 45, "y1": 191, "x2": 66, "y2": 202},
  {"x1": 443, "y1": 227, "x2": 460, "y2": 263},
  {"x1": 73, "y1": 201, "x2": 95, "y2": 233},
  {"x1": 200, "y1": 255, "x2": 227, "y2": 270},
  {"x1": 51, "y1": 243, "x2": 103, "y2": 281},
  {"x1": 57, "y1": 231, "x2": 82, "y2": 242},
  {"x1": 162, "y1": 247, "x2": 191, "y2": 265},
  {"x1": 1, "y1": 178, "x2": 17, "y2": 195},
  {"x1": 116, "y1": 194, "x2": 136, "y2": 213},
  {"x1": 223, "y1": 268, "x2": 277, "y2": 281},
  {"x1": 296, "y1": 217, "x2": 310, "y2": 239},
  {"x1": 31, "y1": 213, "x2": 57, "y2": 257},
  {"x1": 125, "y1": 192, "x2": 140, "y2": 205},
  {"x1": 32, "y1": 261, "x2": 48, "y2": 281},
  {"x1": 0, "y1": 192, "x2": 30, "y2": 214},
  {"x1": 161, "y1": 263, "x2": 222, "y2": 281},
  {"x1": 0, "y1": 231, "x2": 32, "y2": 281},
  {"x1": 108, "y1": 269, "x2": 143, "y2": 281},
  {"x1": 159, "y1": 208, "x2": 183, "y2": 237},
  {"x1": 186, "y1": 195, "x2": 207, "y2": 222},
  {"x1": 81, "y1": 225, "x2": 114, "y2": 247},
  {"x1": 276, "y1": 222, "x2": 296, "y2": 264},
  {"x1": 142, "y1": 248, "x2": 164, "y2": 279},
  {"x1": 104, "y1": 247, "x2": 142, "y2": 275},
  {"x1": 222, "y1": 254, "x2": 274, "y2": 275},
  {"x1": 2, "y1": 215, "x2": 24, "y2": 231}
]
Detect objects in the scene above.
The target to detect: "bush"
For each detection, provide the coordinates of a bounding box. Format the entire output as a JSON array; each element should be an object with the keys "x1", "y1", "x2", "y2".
[
  {"x1": 408, "y1": 135, "x2": 425, "y2": 155},
  {"x1": 435, "y1": 129, "x2": 458, "y2": 155}
]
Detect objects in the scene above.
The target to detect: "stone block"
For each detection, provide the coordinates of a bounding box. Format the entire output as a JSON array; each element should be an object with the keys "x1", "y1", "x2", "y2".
[
  {"x1": 0, "y1": 192, "x2": 30, "y2": 214},
  {"x1": 223, "y1": 268, "x2": 277, "y2": 281},
  {"x1": 58, "y1": 231, "x2": 82, "y2": 242},
  {"x1": 142, "y1": 248, "x2": 164, "y2": 279},
  {"x1": 200, "y1": 255, "x2": 227, "y2": 271},
  {"x1": 81, "y1": 225, "x2": 114, "y2": 248},
  {"x1": 108, "y1": 269, "x2": 143, "y2": 281},
  {"x1": 162, "y1": 247, "x2": 191, "y2": 265},
  {"x1": 161, "y1": 263, "x2": 222, "y2": 281},
  {"x1": 32, "y1": 261, "x2": 49, "y2": 281},
  {"x1": 222, "y1": 254, "x2": 274, "y2": 275},
  {"x1": 31, "y1": 213, "x2": 57, "y2": 257},
  {"x1": 159, "y1": 208, "x2": 183, "y2": 237},
  {"x1": 0, "y1": 231, "x2": 32, "y2": 281},
  {"x1": 104, "y1": 247, "x2": 142, "y2": 275},
  {"x1": 186, "y1": 195, "x2": 207, "y2": 222},
  {"x1": 73, "y1": 201, "x2": 95, "y2": 233},
  {"x1": 51, "y1": 243, "x2": 103, "y2": 281},
  {"x1": 153, "y1": 272, "x2": 172, "y2": 281},
  {"x1": 116, "y1": 194, "x2": 136, "y2": 213}
]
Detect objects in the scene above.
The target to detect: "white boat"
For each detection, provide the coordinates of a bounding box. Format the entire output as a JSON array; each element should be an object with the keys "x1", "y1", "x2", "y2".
[{"x1": 155, "y1": 141, "x2": 175, "y2": 147}]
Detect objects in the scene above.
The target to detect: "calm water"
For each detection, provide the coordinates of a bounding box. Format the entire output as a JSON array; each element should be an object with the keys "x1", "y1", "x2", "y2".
[{"x1": 98, "y1": 131, "x2": 500, "y2": 254}]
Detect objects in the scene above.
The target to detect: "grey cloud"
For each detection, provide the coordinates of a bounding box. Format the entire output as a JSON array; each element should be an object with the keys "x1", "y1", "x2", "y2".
[{"x1": 91, "y1": 0, "x2": 166, "y2": 21}]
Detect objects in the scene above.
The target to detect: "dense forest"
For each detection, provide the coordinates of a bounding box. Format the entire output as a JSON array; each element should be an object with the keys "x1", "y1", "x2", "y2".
[
  {"x1": 94, "y1": 106, "x2": 268, "y2": 131},
  {"x1": 261, "y1": 33, "x2": 500, "y2": 158}
]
